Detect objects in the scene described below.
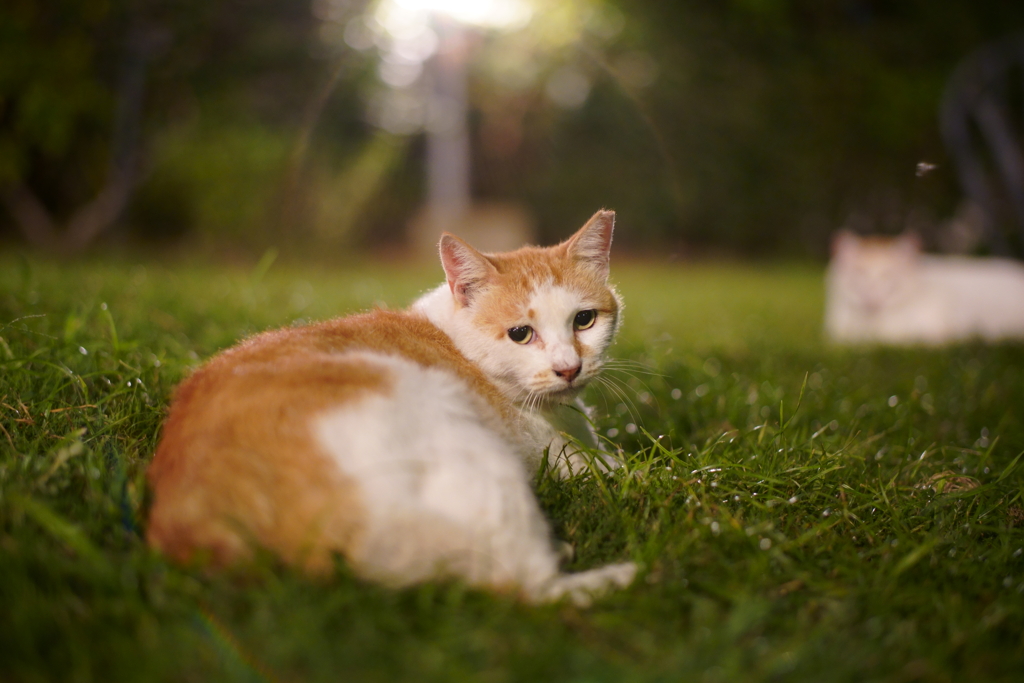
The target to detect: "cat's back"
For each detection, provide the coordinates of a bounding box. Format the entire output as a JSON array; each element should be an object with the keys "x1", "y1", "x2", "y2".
[
  {"x1": 918, "y1": 256, "x2": 1024, "y2": 339},
  {"x1": 147, "y1": 309, "x2": 513, "y2": 571},
  {"x1": 161, "y1": 309, "x2": 508, "y2": 427},
  {"x1": 919, "y1": 255, "x2": 1024, "y2": 289}
]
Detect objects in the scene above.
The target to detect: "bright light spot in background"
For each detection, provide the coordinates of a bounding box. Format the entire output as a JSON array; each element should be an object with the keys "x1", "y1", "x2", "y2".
[
  {"x1": 368, "y1": 90, "x2": 426, "y2": 135},
  {"x1": 546, "y1": 66, "x2": 591, "y2": 109},
  {"x1": 392, "y1": 0, "x2": 533, "y2": 30},
  {"x1": 378, "y1": 57, "x2": 423, "y2": 89},
  {"x1": 313, "y1": 0, "x2": 657, "y2": 133}
]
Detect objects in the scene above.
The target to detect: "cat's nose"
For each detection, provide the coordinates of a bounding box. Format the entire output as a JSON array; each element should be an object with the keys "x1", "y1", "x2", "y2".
[{"x1": 553, "y1": 364, "x2": 582, "y2": 382}]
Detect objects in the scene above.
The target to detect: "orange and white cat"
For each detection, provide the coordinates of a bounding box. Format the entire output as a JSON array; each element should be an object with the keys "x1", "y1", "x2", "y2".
[
  {"x1": 825, "y1": 231, "x2": 1024, "y2": 345},
  {"x1": 146, "y1": 210, "x2": 636, "y2": 605}
]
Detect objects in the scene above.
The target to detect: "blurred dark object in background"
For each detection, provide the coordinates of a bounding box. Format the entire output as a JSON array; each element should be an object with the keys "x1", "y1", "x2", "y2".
[{"x1": 942, "y1": 32, "x2": 1024, "y2": 259}]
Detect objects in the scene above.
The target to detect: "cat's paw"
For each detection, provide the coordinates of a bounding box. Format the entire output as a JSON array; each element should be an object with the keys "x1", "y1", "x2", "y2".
[{"x1": 538, "y1": 561, "x2": 638, "y2": 607}]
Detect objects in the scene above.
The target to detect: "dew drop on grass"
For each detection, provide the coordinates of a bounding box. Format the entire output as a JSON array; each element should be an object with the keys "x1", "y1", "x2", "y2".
[
  {"x1": 695, "y1": 384, "x2": 709, "y2": 397},
  {"x1": 1013, "y1": 548, "x2": 1022, "y2": 558},
  {"x1": 733, "y1": 495, "x2": 740, "y2": 502},
  {"x1": 606, "y1": 428, "x2": 619, "y2": 438},
  {"x1": 671, "y1": 388, "x2": 682, "y2": 400},
  {"x1": 788, "y1": 496, "x2": 798, "y2": 504},
  {"x1": 710, "y1": 481, "x2": 718, "y2": 488},
  {"x1": 888, "y1": 395, "x2": 899, "y2": 407},
  {"x1": 625, "y1": 423, "x2": 637, "y2": 434},
  {"x1": 759, "y1": 538, "x2": 772, "y2": 550},
  {"x1": 822, "y1": 508, "x2": 831, "y2": 518},
  {"x1": 78, "y1": 347, "x2": 88, "y2": 355},
  {"x1": 710, "y1": 521, "x2": 721, "y2": 535}
]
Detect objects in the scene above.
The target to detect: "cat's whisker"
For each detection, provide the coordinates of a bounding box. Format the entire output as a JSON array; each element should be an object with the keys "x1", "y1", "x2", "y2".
[
  {"x1": 599, "y1": 363, "x2": 661, "y2": 413},
  {"x1": 603, "y1": 376, "x2": 644, "y2": 425},
  {"x1": 591, "y1": 377, "x2": 635, "y2": 425},
  {"x1": 593, "y1": 375, "x2": 644, "y2": 429},
  {"x1": 603, "y1": 359, "x2": 665, "y2": 378}
]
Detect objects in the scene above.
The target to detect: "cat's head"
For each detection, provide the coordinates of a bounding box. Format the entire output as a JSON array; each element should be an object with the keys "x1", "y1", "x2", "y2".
[
  {"x1": 830, "y1": 231, "x2": 921, "y2": 311},
  {"x1": 438, "y1": 210, "x2": 622, "y2": 407}
]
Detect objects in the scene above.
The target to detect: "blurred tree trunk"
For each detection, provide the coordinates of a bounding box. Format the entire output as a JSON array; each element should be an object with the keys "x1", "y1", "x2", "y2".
[{"x1": 1, "y1": 21, "x2": 166, "y2": 253}]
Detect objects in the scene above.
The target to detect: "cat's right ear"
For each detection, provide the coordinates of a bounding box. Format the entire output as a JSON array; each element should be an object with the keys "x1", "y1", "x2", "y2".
[
  {"x1": 565, "y1": 209, "x2": 615, "y2": 281},
  {"x1": 439, "y1": 233, "x2": 497, "y2": 308}
]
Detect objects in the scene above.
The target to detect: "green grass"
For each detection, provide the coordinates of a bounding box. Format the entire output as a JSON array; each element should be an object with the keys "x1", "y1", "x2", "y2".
[{"x1": 2, "y1": 254, "x2": 1023, "y2": 682}]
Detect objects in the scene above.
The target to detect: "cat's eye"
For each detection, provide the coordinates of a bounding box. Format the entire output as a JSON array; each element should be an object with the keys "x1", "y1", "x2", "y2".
[
  {"x1": 573, "y1": 309, "x2": 597, "y2": 331},
  {"x1": 508, "y1": 326, "x2": 534, "y2": 344}
]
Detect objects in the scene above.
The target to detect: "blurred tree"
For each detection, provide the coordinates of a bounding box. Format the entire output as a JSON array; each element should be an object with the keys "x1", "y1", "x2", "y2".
[
  {"x1": 0, "y1": 0, "x2": 327, "y2": 252},
  {"x1": 0, "y1": 0, "x2": 170, "y2": 252},
  {"x1": 4, "y1": 0, "x2": 1024, "y2": 256}
]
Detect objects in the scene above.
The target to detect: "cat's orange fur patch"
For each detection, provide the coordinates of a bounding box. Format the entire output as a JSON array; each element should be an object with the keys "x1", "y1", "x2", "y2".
[
  {"x1": 147, "y1": 310, "x2": 510, "y2": 572},
  {"x1": 472, "y1": 243, "x2": 620, "y2": 338}
]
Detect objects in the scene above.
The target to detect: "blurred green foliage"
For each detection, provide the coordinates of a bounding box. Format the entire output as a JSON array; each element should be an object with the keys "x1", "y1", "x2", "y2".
[
  {"x1": 0, "y1": 0, "x2": 121, "y2": 194},
  {"x1": 138, "y1": 119, "x2": 293, "y2": 244},
  {"x1": 2, "y1": 0, "x2": 1024, "y2": 254}
]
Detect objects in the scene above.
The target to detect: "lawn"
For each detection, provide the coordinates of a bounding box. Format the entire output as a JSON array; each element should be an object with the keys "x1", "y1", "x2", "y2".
[{"x1": 1, "y1": 253, "x2": 1022, "y2": 682}]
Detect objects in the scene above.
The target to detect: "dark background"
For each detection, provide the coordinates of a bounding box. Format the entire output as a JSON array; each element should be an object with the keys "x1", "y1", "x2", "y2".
[{"x1": 2, "y1": 0, "x2": 1023, "y2": 258}]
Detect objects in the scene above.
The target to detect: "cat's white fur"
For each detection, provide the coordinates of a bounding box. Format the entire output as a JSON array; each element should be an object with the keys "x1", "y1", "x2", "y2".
[
  {"x1": 313, "y1": 353, "x2": 632, "y2": 602},
  {"x1": 825, "y1": 231, "x2": 1024, "y2": 345},
  {"x1": 413, "y1": 279, "x2": 620, "y2": 474},
  {"x1": 314, "y1": 213, "x2": 632, "y2": 603}
]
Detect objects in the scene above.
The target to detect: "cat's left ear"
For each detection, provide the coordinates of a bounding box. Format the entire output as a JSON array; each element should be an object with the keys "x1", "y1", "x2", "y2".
[
  {"x1": 439, "y1": 233, "x2": 498, "y2": 307},
  {"x1": 565, "y1": 209, "x2": 615, "y2": 280}
]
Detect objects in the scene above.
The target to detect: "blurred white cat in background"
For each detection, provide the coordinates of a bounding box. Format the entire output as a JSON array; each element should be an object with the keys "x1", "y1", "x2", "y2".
[{"x1": 824, "y1": 231, "x2": 1024, "y2": 345}]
